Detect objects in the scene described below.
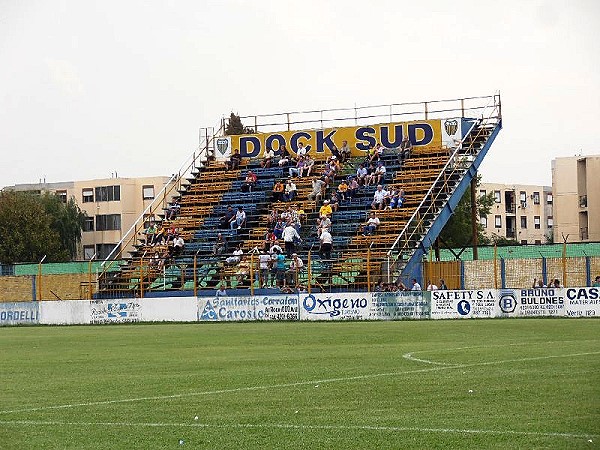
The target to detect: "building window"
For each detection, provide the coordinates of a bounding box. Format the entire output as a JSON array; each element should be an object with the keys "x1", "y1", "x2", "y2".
[
  {"x1": 82, "y1": 188, "x2": 94, "y2": 203},
  {"x1": 96, "y1": 214, "x2": 121, "y2": 231},
  {"x1": 495, "y1": 215, "x2": 502, "y2": 228},
  {"x1": 533, "y1": 192, "x2": 540, "y2": 205},
  {"x1": 95, "y1": 185, "x2": 120, "y2": 202},
  {"x1": 480, "y1": 216, "x2": 488, "y2": 228},
  {"x1": 520, "y1": 216, "x2": 527, "y2": 229},
  {"x1": 494, "y1": 191, "x2": 501, "y2": 203},
  {"x1": 534, "y1": 216, "x2": 541, "y2": 229},
  {"x1": 56, "y1": 190, "x2": 68, "y2": 203},
  {"x1": 479, "y1": 189, "x2": 486, "y2": 197},
  {"x1": 520, "y1": 240, "x2": 528, "y2": 245},
  {"x1": 95, "y1": 243, "x2": 119, "y2": 260},
  {"x1": 547, "y1": 216, "x2": 553, "y2": 228},
  {"x1": 519, "y1": 191, "x2": 527, "y2": 203},
  {"x1": 83, "y1": 217, "x2": 94, "y2": 232},
  {"x1": 546, "y1": 193, "x2": 553, "y2": 204},
  {"x1": 535, "y1": 240, "x2": 542, "y2": 245},
  {"x1": 142, "y1": 185, "x2": 155, "y2": 200},
  {"x1": 83, "y1": 245, "x2": 95, "y2": 260}
]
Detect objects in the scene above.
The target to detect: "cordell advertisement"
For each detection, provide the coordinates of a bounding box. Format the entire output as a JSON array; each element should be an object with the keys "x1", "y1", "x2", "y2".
[
  {"x1": 198, "y1": 295, "x2": 299, "y2": 321},
  {"x1": 0, "y1": 302, "x2": 39, "y2": 326},
  {"x1": 431, "y1": 290, "x2": 497, "y2": 319}
]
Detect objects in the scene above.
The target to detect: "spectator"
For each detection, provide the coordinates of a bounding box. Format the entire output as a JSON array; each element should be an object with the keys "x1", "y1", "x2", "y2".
[
  {"x1": 282, "y1": 223, "x2": 301, "y2": 256},
  {"x1": 308, "y1": 177, "x2": 327, "y2": 202},
  {"x1": 301, "y1": 156, "x2": 315, "y2": 177},
  {"x1": 278, "y1": 144, "x2": 291, "y2": 167},
  {"x1": 317, "y1": 214, "x2": 331, "y2": 236},
  {"x1": 241, "y1": 170, "x2": 257, "y2": 192},
  {"x1": 219, "y1": 205, "x2": 235, "y2": 229},
  {"x1": 216, "y1": 283, "x2": 228, "y2": 297},
  {"x1": 286, "y1": 253, "x2": 304, "y2": 287},
  {"x1": 288, "y1": 156, "x2": 306, "y2": 178},
  {"x1": 347, "y1": 177, "x2": 359, "y2": 199},
  {"x1": 258, "y1": 250, "x2": 272, "y2": 288},
  {"x1": 166, "y1": 200, "x2": 180, "y2": 220},
  {"x1": 284, "y1": 179, "x2": 297, "y2": 202},
  {"x1": 356, "y1": 164, "x2": 368, "y2": 186},
  {"x1": 319, "y1": 228, "x2": 333, "y2": 260},
  {"x1": 532, "y1": 278, "x2": 546, "y2": 288},
  {"x1": 226, "y1": 149, "x2": 242, "y2": 171},
  {"x1": 330, "y1": 143, "x2": 341, "y2": 160},
  {"x1": 273, "y1": 249, "x2": 286, "y2": 288},
  {"x1": 144, "y1": 222, "x2": 157, "y2": 246},
  {"x1": 372, "y1": 162, "x2": 386, "y2": 186},
  {"x1": 172, "y1": 234, "x2": 185, "y2": 256},
  {"x1": 362, "y1": 211, "x2": 380, "y2": 236},
  {"x1": 273, "y1": 219, "x2": 285, "y2": 239},
  {"x1": 319, "y1": 199, "x2": 333, "y2": 218},
  {"x1": 267, "y1": 208, "x2": 279, "y2": 230},
  {"x1": 439, "y1": 279, "x2": 448, "y2": 290},
  {"x1": 296, "y1": 142, "x2": 307, "y2": 158},
  {"x1": 399, "y1": 135, "x2": 412, "y2": 160},
  {"x1": 261, "y1": 146, "x2": 275, "y2": 168},
  {"x1": 272, "y1": 180, "x2": 285, "y2": 202},
  {"x1": 213, "y1": 233, "x2": 227, "y2": 255},
  {"x1": 411, "y1": 278, "x2": 422, "y2": 291},
  {"x1": 427, "y1": 280, "x2": 439, "y2": 291},
  {"x1": 371, "y1": 184, "x2": 388, "y2": 210},
  {"x1": 593, "y1": 275, "x2": 600, "y2": 287},
  {"x1": 339, "y1": 140, "x2": 351, "y2": 163},
  {"x1": 388, "y1": 188, "x2": 405, "y2": 209},
  {"x1": 229, "y1": 206, "x2": 246, "y2": 230},
  {"x1": 552, "y1": 278, "x2": 564, "y2": 288},
  {"x1": 225, "y1": 244, "x2": 243, "y2": 264},
  {"x1": 269, "y1": 240, "x2": 283, "y2": 256},
  {"x1": 328, "y1": 192, "x2": 340, "y2": 212},
  {"x1": 337, "y1": 179, "x2": 349, "y2": 201}
]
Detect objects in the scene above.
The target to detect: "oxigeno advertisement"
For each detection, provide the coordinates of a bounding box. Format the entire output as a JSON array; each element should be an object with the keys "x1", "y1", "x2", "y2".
[{"x1": 213, "y1": 118, "x2": 467, "y2": 160}]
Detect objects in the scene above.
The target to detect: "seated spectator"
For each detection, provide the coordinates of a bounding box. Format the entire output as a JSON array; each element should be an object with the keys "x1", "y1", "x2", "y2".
[
  {"x1": 328, "y1": 192, "x2": 340, "y2": 212},
  {"x1": 319, "y1": 228, "x2": 333, "y2": 260},
  {"x1": 347, "y1": 177, "x2": 359, "y2": 199},
  {"x1": 219, "y1": 205, "x2": 235, "y2": 229},
  {"x1": 261, "y1": 146, "x2": 275, "y2": 168},
  {"x1": 269, "y1": 240, "x2": 283, "y2": 256},
  {"x1": 153, "y1": 225, "x2": 166, "y2": 246},
  {"x1": 213, "y1": 233, "x2": 227, "y2": 255},
  {"x1": 286, "y1": 253, "x2": 304, "y2": 287},
  {"x1": 267, "y1": 208, "x2": 279, "y2": 230},
  {"x1": 388, "y1": 188, "x2": 405, "y2": 209},
  {"x1": 284, "y1": 179, "x2": 297, "y2": 202},
  {"x1": 144, "y1": 222, "x2": 158, "y2": 246},
  {"x1": 372, "y1": 162, "x2": 386, "y2": 186},
  {"x1": 288, "y1": 156, "x2": 306, "y2": 178},
  {"x1": 272, "y1": 180, "x2": 285, "y2": 202},
  {"x1": 301, "y1": 156, "x2": 315, "y2": 177},
  {"x1": 337, "y1": 179, "x2": 349, "y2": 201},
  {"x1": 339, "y1": 140, "x2": 351, "y2": 163},
  {"x1": 296, "y1": 142, "x2": 308, "y2": 158},
  {"x1": 330, "y1": 144, "x2": 341, "y2": 160},
  {"x1": 166, "y1": 200, "x2": 180, "y2": 220},
  {"x1": 399, "y1": 135, "x2": 412, "y2": 160},
  {"x1": 165, "y1": 225, "x2": 177, "y2": 245},
  {"x1": 362, "y1": 212, "x2": 380, "y2": 236},
  {"x1": 229, "y1": 206, "x2": 246, "y2": 229},
  {"x1": 356, "y1": 164, "x2": 368, "y2": 186},
  {"x1": 171, "y1": 234, "x2": 185, "y2": 256},
  {"x1": 308, "y1": 176, "x2": 327, "y2": 202},
  {"x1": 317, "y1": 214, "x2": 331, "y2": 236},
  {"x1": 369, "y1": 143, "x2": 384, "y2": 164},
  {"x1": 371, "y1": 185, "x2": 388, "y2": 210},
  {"x1": 226, "y1": 149, "x2": 242, "y2": 171},
  {"x1": 278, "y1": 144, "x2": 291, "y2": 167},
  {"x1": 273, "y1": 219, "x2": 285, "y2": 239},
  {"x1": 241, "y1": 170, "x2": 257, "y2": 192},
  {"x1": 225, "y1": 244, "x2": 243, "y2": 265},
  {"x1": 319, "y1": 200, "x2": 333, "y2": 218}
]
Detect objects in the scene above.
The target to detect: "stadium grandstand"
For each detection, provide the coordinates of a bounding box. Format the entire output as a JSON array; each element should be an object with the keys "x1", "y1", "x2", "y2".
[{"x1": 97, "y1": 94, "x2": 502, "y2": 298}]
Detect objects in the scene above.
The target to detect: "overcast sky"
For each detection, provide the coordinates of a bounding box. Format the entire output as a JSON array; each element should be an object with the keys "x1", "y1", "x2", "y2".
[{"x1": 1, "y1": 0, "x2": 599, "y2": 189}]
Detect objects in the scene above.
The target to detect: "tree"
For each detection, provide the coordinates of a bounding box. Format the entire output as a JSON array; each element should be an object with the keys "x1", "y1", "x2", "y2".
[
  {"x1": 225, "y1": 112, "x2": 255, "y2": 135},
  {"x1": 439, "y1": 176, "x2": 494, "y2": 248},
  {"x1": 39, "y1": 193, "x2": 87, "y2": 260},
  {"x1": 0, "y1": 190, "x2": 86, "y2": 264}
]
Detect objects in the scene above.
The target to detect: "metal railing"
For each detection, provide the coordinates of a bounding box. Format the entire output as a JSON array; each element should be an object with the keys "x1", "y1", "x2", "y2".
[
  {"x1": 229, "y1": 94, "x2": 500, "y2": 133},
  {"x1": 386, "y1": 93, "x2": 502, "y2": 280}
]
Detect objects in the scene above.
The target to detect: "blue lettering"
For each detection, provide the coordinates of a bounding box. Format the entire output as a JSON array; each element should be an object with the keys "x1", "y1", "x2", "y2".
[
  {"x1": 240, "y1": 136, "x2": 261, "y2": 158},
  {"x1": 315, "y1": 130, "x2": 336, "y2": 153},
  {"x1": 355, "y1": 127, "x2": 376, "y2": 150},
  {"x1": 380, "y1": 125, "x2": 404, "y2": 148},
  {"x1": 408, "y1": 123, "x2": 434, "y2": 146},
  {"x1": 265, "y1": 134, "x2": 285, "y2": 154},
  {"x1": 290, "y1": 132, "x2": 311, "y2": 153}
]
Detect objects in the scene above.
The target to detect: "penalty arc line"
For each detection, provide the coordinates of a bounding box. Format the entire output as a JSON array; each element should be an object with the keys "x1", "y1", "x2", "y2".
[
  {"x1": 0, "y1": 420, "x2": 596, "y2": 440},
  {"x1": 0, "y1": 351, "x2": 598, "y2": 415}
]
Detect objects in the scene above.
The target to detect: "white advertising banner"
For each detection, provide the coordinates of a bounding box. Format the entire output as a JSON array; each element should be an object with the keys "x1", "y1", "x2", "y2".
[
  {"x1": 299, "y1": 292, "x2": 370, "y2": 320},
  {"x1": 140, "y1": 297, "x2": 198, "y2": 322},
  {"x1": 198, "y1": 294, "x2": 299, "y2": 322},
  {"x1": 0, "y1": 302, "x2": 39, "y2": 326},
  {"x1": 89, "y1": 299, "x2": 141, "y2": 324},
  {"x1": 498, "y1": 288, "x2": 566, "y2": 317},
  {"x1": 431, "y1": 290, "x2": 497, "y2": 319},
  {"x1": 40, "y1": 300, "x2": 91, "y2": 325},
  {"x1": 564, "y1": 287, "x2": 600, "y2": 318},
  {"x1": 369, "y1": 292, "x2": 429, "y2": 320}
]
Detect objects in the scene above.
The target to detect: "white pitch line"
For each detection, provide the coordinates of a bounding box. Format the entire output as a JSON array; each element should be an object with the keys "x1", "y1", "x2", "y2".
[
  {"x1": 1, "y1": 351, "x2": 598, "y2": 416},
  {"x1": 402, "y1": 352, "x2": 451, "y2": 365},
  {"x1": 0, "y1": 420, "x2": 596, "y2": 440}
]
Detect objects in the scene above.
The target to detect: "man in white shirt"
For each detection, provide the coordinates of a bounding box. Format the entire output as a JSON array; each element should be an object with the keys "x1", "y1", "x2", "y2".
[
  {"x1": 258, "y1": 251, "x2": 272, "y2": 287},
  {"x1": 282, "y1": 224, "x2": 301, "y2": 256},
  {"x1": 371, "y1": 184, "x2": 388, "y2": 210},
  {"x1": 286, "y1": 253, "x2": 304, "y2": 287},
  {"x1": 230, "y1": 206, "x2": 246, "y2": 229},
  {"x1": 284, "y1": 179, "x2": 297, "y2": 201},
  {"x1": 411, "y1": 278, "x2": 422, "y2": 291},
  {"x1": 319, "y1": 228, "x2": 333, "y2": 260},
  {"x1": 362, "y1": 212, "x2": 380, "y2": 236},
  {"x1": 172, "y1": 235, "x2": 185, "y2": 256},
  {"x1": 296, "y1": 142, "x2": 307, "y2": 158}
]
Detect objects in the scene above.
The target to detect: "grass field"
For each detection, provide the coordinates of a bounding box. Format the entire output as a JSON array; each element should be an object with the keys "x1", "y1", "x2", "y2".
[{"x1": 0, "y1": 319, "x2": 598, "y2": 449}]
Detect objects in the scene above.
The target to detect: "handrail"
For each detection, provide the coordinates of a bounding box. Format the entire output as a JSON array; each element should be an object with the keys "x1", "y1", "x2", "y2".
[
  {"x1": 386, "y1": 93, "x2": 501, "y2": 271},
  {"x1": 99, "y1": 121, "x2": 224, "y2": 274}
]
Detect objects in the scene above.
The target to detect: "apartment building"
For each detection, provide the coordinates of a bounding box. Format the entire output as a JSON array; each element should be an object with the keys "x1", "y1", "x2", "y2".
[
  {"x1": 479, "y1": 182, "x2": 553, "y2": 244},
  {"x1": 552, "y1": 155, "x2": 600, "y2": 243},
  {"x1": 7, "y1": 176, "x2": 175, "y2": 259}
]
